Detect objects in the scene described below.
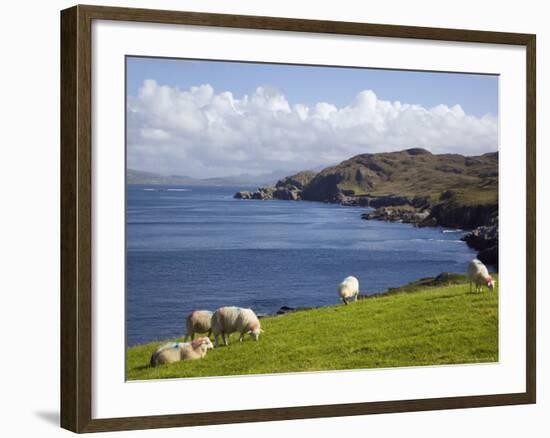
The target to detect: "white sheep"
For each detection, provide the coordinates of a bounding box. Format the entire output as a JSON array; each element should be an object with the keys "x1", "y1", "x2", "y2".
[
  {"x1": 184, "y1": 310, "x2": 213, "y2": 341},
  {"x1": 211, "y1": 306, "x2": 263, "y2": 347},
  {"x1": 338, "y1": 276, "x2": 359, "y2": 304},
  {"x1": 150, "y1": 337, "x2": 213, "y2": 367},
  {"x1": 467, "y1": 259, "x2": 495, "y2": 293},
  {"x1": 236, "y1": 308, "x2": 262, "y2": 342}
]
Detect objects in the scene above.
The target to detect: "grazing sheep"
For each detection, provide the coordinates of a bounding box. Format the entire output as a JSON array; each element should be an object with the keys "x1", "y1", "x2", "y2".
[
  {"x1": 467, "y1": 259, "x2": 495, "y2": 293},
  {"x1": 150, "y1": 337, "x2": 213, "y2": 367},
  {"x1": 211, "y1": 306, "x2": 263, "y2": 347},
  {"x1": 338, "y1": 276, "x2": 359, "y2": 304},
  {"x1": 185, "y1": 310, "x2": 213, "y2": 341},
  {"x1": 235, "y1": 308, "x2": 262, "y2": 342},
  {"x1": 211, "y1": 306, "x2": 241, "y2": 347}
]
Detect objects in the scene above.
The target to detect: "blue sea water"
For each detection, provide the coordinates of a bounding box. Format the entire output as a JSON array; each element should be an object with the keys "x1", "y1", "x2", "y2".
[{"x1": 126, "y1": 185, "x2": 476, "y2": 346}]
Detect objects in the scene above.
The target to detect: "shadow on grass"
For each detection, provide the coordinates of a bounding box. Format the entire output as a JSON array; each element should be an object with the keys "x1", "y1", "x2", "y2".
[
  {"x1": 464, "y1": 291, "x2": 494, "y2": 297},
  {"x1": 131, "y1": 364, "x2": 152, "y2": 372},
  {"x1": 426, "y1": 290, "x2": 489, "y2": 301},
  {"x1": 425, "y1": 294, "x2": 458, "y2": 301}
]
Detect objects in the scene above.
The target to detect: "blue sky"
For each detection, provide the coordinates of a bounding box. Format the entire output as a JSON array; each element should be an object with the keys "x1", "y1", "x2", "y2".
[
  {"x1": 127, "y1": 56, "x2": 498, "y2": 118},
  {"x1": 126, "y1": 57, "x2": 499, "y2": 178}
]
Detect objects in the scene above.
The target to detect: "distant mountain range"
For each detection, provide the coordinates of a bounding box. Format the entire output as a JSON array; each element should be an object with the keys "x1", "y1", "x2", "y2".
[{"x1": 126, "y1": 168, "x2": 299, "y2": 187}]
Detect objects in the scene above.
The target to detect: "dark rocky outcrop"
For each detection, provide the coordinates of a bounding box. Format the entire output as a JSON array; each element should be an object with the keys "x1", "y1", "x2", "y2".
[
  {"x1": 429, "y1": 201, "x2": 498, "y2": 229},
  {"x1": 235, "y1": 170, "x2": 317, "y2": 201},
  {"x1": 252, "y1": 187, "x2": 275, "y2": 200},
  {"x1": 274, "y1": 305, "x2": 313, "y2": 316},
  {"x1": 234, "y1": 191, "x2": 253, "y2": 199},
  {"x1": 234, "y1": 186, "x2": 275, "y2": 200},
  {"x1": 273, "y1": 188, "x2": 300, "y2": 200},
  {"x1": 339, "y1": 195, "x2": 371, "y2": 207},
  {"x1": 361, "y1": 206, "x2": 431, "y2": 226},
  {"x1": 368, "y1": 195, "x2": 411, "y2": 208},
  {"x1": 461, "y1": 224, "x2": 498, "y2": 250},
  {"x1": 461, "y1": 218, "x2": 499, "y2": 266},
  {"x1": 477, "y1": 245, "x2": 498, "y2": 266}
]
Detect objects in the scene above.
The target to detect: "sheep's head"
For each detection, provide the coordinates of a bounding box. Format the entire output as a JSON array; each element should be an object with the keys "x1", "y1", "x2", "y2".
[
  {"x1": 249, "y1": 327, "x2": 262, "y2": 341},
  {"x1": 192, "y1": 337, "x2": 214, "y2": 350},
  {"x1": 487, "y1": 276, "x2": 496, "y2": 291}
]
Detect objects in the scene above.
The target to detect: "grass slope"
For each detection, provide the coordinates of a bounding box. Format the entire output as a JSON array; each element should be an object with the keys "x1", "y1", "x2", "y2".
[
  {"x1": 127, "y1": 276, "x2": 498, "y2": 381},
  {"x1": 302, "y1": 148, "x2": 498, "y2": 206}
]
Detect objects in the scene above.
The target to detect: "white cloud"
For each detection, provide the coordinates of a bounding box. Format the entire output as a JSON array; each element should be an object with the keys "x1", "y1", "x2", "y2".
[{"x1": 127, "y1": 80, "x2": 498, "y2": 177}]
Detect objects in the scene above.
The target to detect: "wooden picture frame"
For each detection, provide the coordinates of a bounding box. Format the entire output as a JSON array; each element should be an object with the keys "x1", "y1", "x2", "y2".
[{"x1": 60, "y1": 4, "x2": 536, "y2": 433}]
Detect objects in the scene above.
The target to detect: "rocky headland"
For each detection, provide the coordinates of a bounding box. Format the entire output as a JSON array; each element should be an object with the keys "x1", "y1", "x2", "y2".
[{"x1": 234, "y1": 148, "x2": 499, "y2": 265}]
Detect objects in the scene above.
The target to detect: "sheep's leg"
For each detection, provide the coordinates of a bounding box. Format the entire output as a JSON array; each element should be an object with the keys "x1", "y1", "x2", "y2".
[
  {"x1": 190, "y1": 332, "x2": 195, "y2": 341},
  {"x1": 214, "y1": 333, "x2": 220, "y2": 348},
  {"x1": 239, "y1": 332, "x2": 244, "y2": 342},
  {"x1": 223, "y1": 333, "x2": 229, "y2": 346},
  {"x1": 207, "y1": 329, "x2": 212, "y2": 339},
  {"x1": 343, "y1": 297, "x2": 348, "y2": 305},
  {"x1": 354, "y1": 294, "x2": 358, "y2": 302}
]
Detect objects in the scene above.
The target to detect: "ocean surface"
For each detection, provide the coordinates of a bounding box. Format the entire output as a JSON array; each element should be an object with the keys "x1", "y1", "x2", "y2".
[{"x1": 126, "y1": 185, "x2": 476, "y2": 346}]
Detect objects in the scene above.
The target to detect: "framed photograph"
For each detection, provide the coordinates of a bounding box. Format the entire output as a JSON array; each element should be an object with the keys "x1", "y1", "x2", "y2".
[{"x1": 60, "y1": 4, "x2": 536, "y2": 433}]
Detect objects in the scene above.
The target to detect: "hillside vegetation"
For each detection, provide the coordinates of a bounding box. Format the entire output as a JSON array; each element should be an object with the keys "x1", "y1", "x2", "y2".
[
  {"x1": 235, "y1": 148, "x2": 498, "y2": 227},
  {"x1": 127, "y1": 275, "x2": 498, "y2": 381},
  {"x1": 301, "y1": 148, "x2": 498, "y2": 205}
]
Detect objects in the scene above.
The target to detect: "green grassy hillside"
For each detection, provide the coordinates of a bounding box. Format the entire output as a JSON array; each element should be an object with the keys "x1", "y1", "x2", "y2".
[
  {"x1": 301, "y1": 148, "x2": 498, "y2": 205},
  {"x1": 126, "y1": 276, "x2": 498, "y2": 381}
]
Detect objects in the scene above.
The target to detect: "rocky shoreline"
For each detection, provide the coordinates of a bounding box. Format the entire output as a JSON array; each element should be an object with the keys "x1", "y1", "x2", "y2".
[
  {"x1": 234, "y1": 185, "x2": 499, "y2": 266},
  {"x1": 360, "y1": 206, "x2": 436, "y2": 227},
  {"x1": 460, "y1": 220, "x2": 499, "y2": 266},
  {"x1": 234, "y1": 149, "x2": 498, "y2": 266},
  {"x1": 234, "y1": 170, "x2": 316, "y2": 202}
]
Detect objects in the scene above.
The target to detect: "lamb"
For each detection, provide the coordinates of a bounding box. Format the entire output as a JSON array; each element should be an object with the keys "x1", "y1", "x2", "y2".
[
  {"x1": 149, "y1": 337, "x2": 213, "y2": 367},
  {"x1": 211, "y1": 306, "x2": 262, "y2": 347},
  {"x1": 467, "y1": 259, "x2": 495, "y2": 293},
  {"x1": 338, "y1": 276, "x2": 359, "y2": 304},
  {"x1": 184, "y1": 310, "x2": 213, "y2": 341}
]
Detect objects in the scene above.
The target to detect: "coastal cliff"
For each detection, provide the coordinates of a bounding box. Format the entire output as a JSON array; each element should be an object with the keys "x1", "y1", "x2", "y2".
[{"x1": 234, "y1": 148, "x2": 498, "y2": 264}]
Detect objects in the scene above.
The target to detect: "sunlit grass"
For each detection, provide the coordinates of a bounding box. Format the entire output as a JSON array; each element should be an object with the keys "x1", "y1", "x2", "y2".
[{"x1": 127, "y1": 275, "x2": 498, "y2": 381}]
